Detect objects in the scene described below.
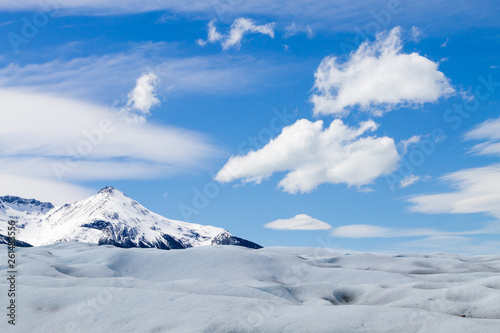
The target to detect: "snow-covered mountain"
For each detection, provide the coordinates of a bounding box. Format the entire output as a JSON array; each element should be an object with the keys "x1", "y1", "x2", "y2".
[{"x1": 0, "y1": 187, "x2": 261, "y2": 250}]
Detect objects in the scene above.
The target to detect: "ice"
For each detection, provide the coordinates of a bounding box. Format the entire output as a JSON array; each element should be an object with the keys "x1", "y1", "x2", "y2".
[{"x1": 1, "y1": 243, "x2": 499, "y2": 332}]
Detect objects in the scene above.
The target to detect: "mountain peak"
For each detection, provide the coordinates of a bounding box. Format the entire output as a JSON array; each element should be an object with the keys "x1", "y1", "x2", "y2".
[
  {"x1": 0, "y1": 187, "x2": 262, "y2": 250},
  {"x1": 98, "y1": 186, "x2": 118, "y2": 195}
]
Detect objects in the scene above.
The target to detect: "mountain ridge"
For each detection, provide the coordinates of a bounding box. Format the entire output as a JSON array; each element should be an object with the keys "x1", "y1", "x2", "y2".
[{"x1": 0, "y1": 187, "x2": 262, "y2": 250}]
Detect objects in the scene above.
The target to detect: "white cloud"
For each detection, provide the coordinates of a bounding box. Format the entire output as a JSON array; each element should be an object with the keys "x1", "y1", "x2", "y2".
[
  {"x1": 466, "y1": 117, "x2": 500, "y2": 141},
  {"x1": 0, "y1": 157, "x2": 170, "y2": 181},
  {"x1": 0, "y1": 0, "x2": 496, "y2": 34},
  {"x1": 331, "y1": 223, "x2": 500, "y2": 254},
  {"x1": 197, "y1": 18, "x2": 275, "y2": 50},
  {"x1": 283, "y1": 23, "x2": 313, "y2": 39},
  {"x1": 332, "y1": 224, "x2": 422, "y2": 238},
  {"x1": 469, "y1": 142, "x2": 500, "y2": 157},
  {"x1": 407, "y1": 119, "x2": 500, "y2": 220},
  {"x1": 408, "y1": 165, "x2": 500, "y2": 219},
  {"x1": 122, "y1": 72, "x2": 160, "y2": 122},
  {"x1": 264, "y1": 214, "x2": 332, "y2": 230},
  {"x1": 0, "y1": 174, "x2": 93, "y2": 205},
  {"x1": 311, "y1": 27, "x2": 454, "y2": 117},
  {"x1": 399, "y1": 135, "x2": 421, "y2": 155},
  {"x1": 400, "y1": 174, "x2": 430, "y2": 188},
  {"x1": 0, "y1": 88, "x2": 213, "y2": 165},
  {"x1": 409, "y1": 26, "x2": 424, "y2": 43},
  {"x1": 392, "y1": 235, "x2": 500, "y2": 255},
  {"x1": 196, "y1": 20, "x2": 222, "y2": 46},
  {"x1": 466, "y1": 116, "x2": 500, "y2": 157},
  {"x1": 399, "y1": 175, "x2": 421, "y2": 188},
  {"x1": 332, "y1": 224, "x2": 500, "y2": 255},
  {"x1": 156, "y1": 12, "x2": 177, "y2": 23},
  {"x1": 331, "y1": 223, "x2": 497, "y2": 238},
  {"x1": 0, "y1": 48, "x2": 284, "y2": 102},
  {"x1": 215, "y1": 118, "x2": 400, "y2": 193},
  {"x1": 0, "y1": 88, "x2": 217, "y2": 204}
]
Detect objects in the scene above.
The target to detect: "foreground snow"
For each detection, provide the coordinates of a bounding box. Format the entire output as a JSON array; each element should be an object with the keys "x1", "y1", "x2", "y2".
[{"x1": 1, "y1": 243, "x2": 500, "y2": 332}]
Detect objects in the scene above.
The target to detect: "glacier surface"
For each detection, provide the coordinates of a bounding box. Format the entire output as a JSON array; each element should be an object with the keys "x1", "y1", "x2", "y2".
[{"x1": 1, "y1": 243, "x2": 500, "y2": 332}]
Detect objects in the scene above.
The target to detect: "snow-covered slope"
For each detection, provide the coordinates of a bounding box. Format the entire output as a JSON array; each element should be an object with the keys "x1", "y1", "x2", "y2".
[
  {"x1": 0, "y1": 195, "x2": 53, "y2": 228},
  {"x1": 0, "y1": 187, "x2": 261, "y2": 250},
  {"x1": 2, "y1": 243, "x2": 499, "y2": 332}
]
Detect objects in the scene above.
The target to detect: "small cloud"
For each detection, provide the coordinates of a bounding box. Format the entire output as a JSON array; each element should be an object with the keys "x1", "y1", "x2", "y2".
[
  {"x1": 440, "y1": 37, "x2": 449, "y2": 48},
  {"x1": 458, "y1": 87, "x2": 474, "y2": 101},
  {"x1": 399, "y1": 175, "x2": 421, "y2": 188},
  {"x1": 490, "y1": 65, "x2": 499, "y2": 69},
  {"x1": 264, "y1": 214, "x2": 332, "y2": 230},
  {"x1": 409, "y1": 26, "x2": 424, "y2": 43},
  {"x1": 156, "y1": 12, "x2": 177, "y2": 23},
  {"x1": 121, "y1": 72, "x2": 160, "y2": 122},
  {"x1": 332, "y1": 224, "x2": 396, "y2": 238},
  {"x1": 399, "y1": 135, "x2": 421, "y2": 155},
  {"x1": 357, "y1": 187, "x2": 375, "y2": 193},
  {"x1": 0, "y1": 21, "x2": 14, "y2": 27},
  {"x1": 196, "y1": 20, "x2": 222, "y2": 47},
  {"x1": 283, "y1": 23, "x2": 314, "y2": 39},
  {"x1": 197, "y1": 18, "x2": 275, "y2": 50}
]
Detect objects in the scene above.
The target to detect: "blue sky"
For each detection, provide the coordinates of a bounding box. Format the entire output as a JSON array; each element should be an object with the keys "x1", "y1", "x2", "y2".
[{"x1": 0, "y1": 0, "x2": 499, "y2": 254}]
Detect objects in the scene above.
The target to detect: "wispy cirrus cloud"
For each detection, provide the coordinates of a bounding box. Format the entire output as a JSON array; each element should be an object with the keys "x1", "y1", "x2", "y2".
[
  {"x1": 0, "y1": 173, "x2": 94, "y2": 205},
  {"x1": 407, "y1": 165, "x2": 500, "y2": 219},
  {"x1": 0, "y1": 46, "x2": 286, "y2": 103},
  {"x1": 331, "y1": 223, "x2": 500, "y2": 255},
  {"x1": 0, "y1": 87, "x2": 218, "y2": 204},
  {"x1": 0, "y1": 42, "x2": 294, "y2": 203},
  {"x1": 466, "y1": 116, "x2": 500, "y2": 156},
  {"x1": 331, "y1": 223, "x2": 498, "y2": 238},
  {"x1": 407, "y1": 118, "x2": 500, "y2": 220},
  {"x1": 197, "y1": 18, "x2": 275, "y2": 50},
  {"x1": 283, "y1": 23, "x2": 313, "y2": 39},
  {"x1": 0, "y1": 0, "x2": 498, "y2": 33}
]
